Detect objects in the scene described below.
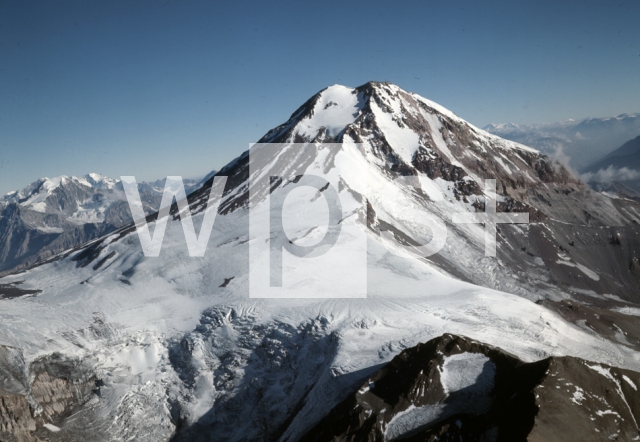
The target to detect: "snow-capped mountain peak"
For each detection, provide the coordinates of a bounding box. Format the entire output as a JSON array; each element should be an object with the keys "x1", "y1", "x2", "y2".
[
  {"x1": 265, "y1": 81, "x2": 539, "y2": 171},
  {"x1": 1, "y1": 174, "x2": 119, "y2": 212},
  {"x1": 223, "y1": 81, "x2": 570, "y2": 225},
  {"x1": 296, "y1": 84, "x2": 366, "y2": 138},
  {"x1": 80, "y1": 173, "x2": 119, "y2": 189}
]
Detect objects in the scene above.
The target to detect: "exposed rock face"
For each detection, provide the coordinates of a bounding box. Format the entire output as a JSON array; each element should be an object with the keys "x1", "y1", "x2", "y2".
[
  {"x1": 539, "y1": 297, "x2": 640, "y2": 352},
  {"x1": 29, "y1": 353, "x2": 97, "y2": 424},
  {"x1": 0, "y1": 344, "x2": 34, "y2": 442},
  {"x1": 0, "y1": 391, "x2": 37, "y2": 442},
  {"x1": 301, "y1": 334, "x2": 640, "y2": 442},
  {"x1": 0, "y1": 347, "x2": 98, "y2": 442}
]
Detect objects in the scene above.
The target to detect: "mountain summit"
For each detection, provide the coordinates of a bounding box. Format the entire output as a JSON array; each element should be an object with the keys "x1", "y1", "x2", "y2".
[{"x1": 260, "y1": 82, "x2": 571, "y2": 195}]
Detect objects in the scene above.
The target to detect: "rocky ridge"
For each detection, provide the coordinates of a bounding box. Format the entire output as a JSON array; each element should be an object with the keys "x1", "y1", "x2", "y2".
[
  {"x1": 301, "y1": 334, "x2": 640, "y2": 441},
  {"x1": 0, "y1": 346, "x2": 98, "y2": 442}
]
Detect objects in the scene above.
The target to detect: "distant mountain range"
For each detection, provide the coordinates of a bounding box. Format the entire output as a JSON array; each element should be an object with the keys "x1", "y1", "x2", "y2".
[
  {"x1": 577, "y1": 135, "x2": 640, "y2": 196},
  {"x1": 0, "y1": 171, "x2": 215, "y2": 275},
  {"x1": 584, "y1": 135, "x2": 640, "y2": 172},
  {"x1": 484, "y1": 114, "x2": 640, "y2": 171}
]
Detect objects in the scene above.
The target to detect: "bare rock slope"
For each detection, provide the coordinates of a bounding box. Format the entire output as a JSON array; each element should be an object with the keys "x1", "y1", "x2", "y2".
[{"x1": 302, "y1": 334, "x2": 640, "y2": 442}]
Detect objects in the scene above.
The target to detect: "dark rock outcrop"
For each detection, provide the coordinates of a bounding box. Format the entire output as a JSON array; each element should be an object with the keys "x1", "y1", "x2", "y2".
[
  {"x1": 300, "y1": 334, "x2": 640, "y2": 442},
  {"x1": 0, "y1": 347, "x2": 98, "y2": 442}
]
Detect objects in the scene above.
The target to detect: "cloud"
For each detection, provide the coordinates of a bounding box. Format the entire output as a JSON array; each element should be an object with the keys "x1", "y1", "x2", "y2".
[
  {"x1": 580, "y1": 165, "x2": 640, "y2": 184},
  {"x1": 550, "y1": 144, "x2": 572, "y2": 167},
  {"x1": 547, "y1": 143, "x2": 579, "y2": 177}
]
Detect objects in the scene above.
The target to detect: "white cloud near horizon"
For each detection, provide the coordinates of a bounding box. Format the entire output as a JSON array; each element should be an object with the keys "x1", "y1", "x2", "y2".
[{"x1": 580, "y1": 165, "x2": 640, "y2": 183}]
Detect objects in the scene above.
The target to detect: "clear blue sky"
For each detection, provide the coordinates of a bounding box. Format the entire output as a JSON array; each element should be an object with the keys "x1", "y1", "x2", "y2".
[{"x1": 1, "y1": 0, "x2": 639, "y2": 195}]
